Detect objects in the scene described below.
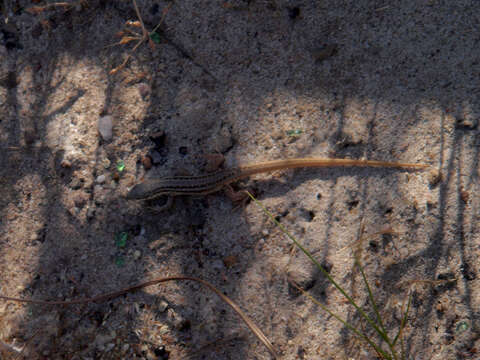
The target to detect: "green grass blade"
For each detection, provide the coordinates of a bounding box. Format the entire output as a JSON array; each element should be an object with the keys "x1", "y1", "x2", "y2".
[
  {"x1": 354, "y1": 256, "x2": 392, "y2": 348},
  {"x1": 291, "y1": 282, "x2": 392, "y2": 359},
  {"x1": 247, "y1": 192, "x2": 392, "y2": 357},
  {"x1": 393, "y1": 290, "x2": 412, "y2": 347}
]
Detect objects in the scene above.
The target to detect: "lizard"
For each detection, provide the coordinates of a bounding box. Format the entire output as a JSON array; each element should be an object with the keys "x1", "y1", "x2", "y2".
[{"x1": 126, "y1": 157, "x2": 427, "y2": 207}]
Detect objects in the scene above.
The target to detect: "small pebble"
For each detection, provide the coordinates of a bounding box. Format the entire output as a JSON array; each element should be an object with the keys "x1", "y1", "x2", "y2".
[
  {"x1": 98, "y1": 115, "x2": 113, "y2": 141},
  {"x1": 24, "y1": 127, "x2": 36, "y2": 145},
  {"x1": 86, "y1": 206, "x2": 95, "y2": 219},
  {"x1": 150, "y1": 150, "x2": 164, "y2": 164},
  {"x1": 60, "y1": 159, "x2": 72, "y2": 168},
  {"x1": 138, "y1": 83, "x2": 150, "y2": 99},
  {"x1": 96, "y1": 174, "x2": 106, "y2": 184},
  {"x1": 102, "y1": 158, "x2": 111, "y2": 168},
  {"x1": 158, "y1": 300, "x2": 169, "y2": 312},
  {"x1": 142, "y1": 155, "x2": 153, "y2": 170},
  {"x1": 133, "y1": 250, "x2": 141, "y2": 260},
  {"x1": 149, "y1": 130, "x2": 166, "y2": 148},
  {"x1": 427, "y1": 169, "x2": 442, "y2": 187},
  {"x1": 455, "y1": 114, "x2": 477, "y2": 129},
  {"x1": 69, "y1": 177, "x2": 83, "y2": 190},
  {"x1": 157, "y1": 324, "x2": 169, "y2": 335},
  {"x1": 223, "y1": 255, "x2": 238, "y2": 268},
  {"x1": 212, "y1": 259, "x2": 224, "y2": 271}
]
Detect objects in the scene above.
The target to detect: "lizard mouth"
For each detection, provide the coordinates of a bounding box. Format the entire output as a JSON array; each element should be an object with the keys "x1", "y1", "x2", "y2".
[{"x1": 126, "y1": 184, "x2": 148, "y2": 200}]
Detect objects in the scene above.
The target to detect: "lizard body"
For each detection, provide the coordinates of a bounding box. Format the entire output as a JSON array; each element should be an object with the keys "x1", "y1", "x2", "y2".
[{"x1": 126, "y1": 158, "x2": 427, "y2": 201}]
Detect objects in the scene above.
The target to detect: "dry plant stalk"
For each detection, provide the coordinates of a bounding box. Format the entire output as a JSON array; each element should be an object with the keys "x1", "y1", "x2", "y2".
[
  {"x1": 26, "y1": 1, "x2": 87, "y2": 15},
  {"x1": 110, "y1": 0, "x2": 173, "y2": 74},
  {"x1": 0, "y1": 275, "x2": 278, "y2": 359}
]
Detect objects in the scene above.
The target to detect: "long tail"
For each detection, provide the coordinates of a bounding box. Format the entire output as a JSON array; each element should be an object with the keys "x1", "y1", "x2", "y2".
[{"x1": 236, "y1": 158, "x2": 427, "y2": 179}]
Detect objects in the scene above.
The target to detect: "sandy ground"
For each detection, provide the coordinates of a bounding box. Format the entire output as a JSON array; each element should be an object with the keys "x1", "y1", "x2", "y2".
[{"x1": 0, "y1": 1, "x2": 479, "y2": 359}]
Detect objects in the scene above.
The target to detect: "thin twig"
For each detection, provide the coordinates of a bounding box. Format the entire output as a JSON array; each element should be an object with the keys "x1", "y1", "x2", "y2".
[
  {"x1": 0, "y1": 339, "x2": 22, "y2": 355},
  {"x1": 0, "y1": 276, "x2": 278, "y2": 359}
]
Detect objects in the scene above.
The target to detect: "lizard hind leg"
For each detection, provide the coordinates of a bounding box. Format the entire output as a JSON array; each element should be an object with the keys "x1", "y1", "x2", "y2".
[{"x1": 224, "y1": 184, "x2": 252, "y2": 210}]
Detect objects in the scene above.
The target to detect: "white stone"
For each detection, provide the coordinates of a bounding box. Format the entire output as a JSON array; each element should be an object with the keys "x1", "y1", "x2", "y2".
[{"x1": 98, "y1": 115, "x2": 113, "y2": 141}]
